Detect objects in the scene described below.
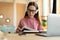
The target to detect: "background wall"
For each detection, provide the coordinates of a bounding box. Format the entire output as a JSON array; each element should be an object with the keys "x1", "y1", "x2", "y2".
[
  {"x1": 57, "y1": 0, "x2": 60, "y2": 14},
  {"x1": 16, "y1": 3, "x2": 26, "y2": 27},
  {"x1": 0, "y1": 2, "x2": 13, "y2": 26}
]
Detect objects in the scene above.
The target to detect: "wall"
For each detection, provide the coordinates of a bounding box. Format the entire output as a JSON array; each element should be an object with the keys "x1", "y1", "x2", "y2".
[
  {"x1": 15, "y1": 0, "x2": 27, "y2": 4},
  {"x1": 16, "y1": 3, "x2": 26, "y2": 27},
  {"x1": 39, "y1": 0, "x2": 42, "y2": 20},
  {"x1": 0, "y1": 2, "x2": 13, "y2": 26},
  {"x1": 40, "y1": 0, "x2": 50, "y2": 20},
  {"x1": 57, "y1": 0, "x2": 60, "y2": 14},
  {"x1": 0, "y1": 0, "x2": 13, "y2": 3}
]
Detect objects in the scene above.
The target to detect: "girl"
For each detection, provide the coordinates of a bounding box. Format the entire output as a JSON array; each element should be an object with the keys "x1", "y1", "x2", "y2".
[{"x1": 16, "y1": 2, "x2": 43, "y2": 33}]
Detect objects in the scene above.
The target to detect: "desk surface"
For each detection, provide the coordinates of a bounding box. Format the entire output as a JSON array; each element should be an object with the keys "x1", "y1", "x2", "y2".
[{"x1": 0, "y1": 34, "x2": 60, "y2": 40}]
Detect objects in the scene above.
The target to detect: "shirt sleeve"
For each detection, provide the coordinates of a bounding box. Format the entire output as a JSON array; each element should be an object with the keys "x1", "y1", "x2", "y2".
[
  {"x1": 37, "y1": 22, "x2": 43, "y2": 30},
  {"x1": 16, "y1": 19, "x2": 26, "y2": 33}
]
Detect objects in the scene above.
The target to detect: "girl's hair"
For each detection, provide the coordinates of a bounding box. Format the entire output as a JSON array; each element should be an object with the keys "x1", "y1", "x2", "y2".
[{"x1": 24, "y1": 2, "x2": 40, "y2": 22}]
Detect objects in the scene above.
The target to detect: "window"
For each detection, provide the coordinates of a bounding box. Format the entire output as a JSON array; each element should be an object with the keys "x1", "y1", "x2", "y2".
[{"x1": 52, "y1": 0, "x2": 56, "y2": 13}]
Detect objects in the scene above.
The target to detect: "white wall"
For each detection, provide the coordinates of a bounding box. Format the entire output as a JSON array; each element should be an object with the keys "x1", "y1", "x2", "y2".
[
  {"x1": 42, "y1": 0, "x2": 49, "y2": 16},
  {"x1": 56, "y1": 0, "x2": 60, "y2": 14},
  {"x1": 13, "y1": 0, "x2": 16, "y2": 29},
  {"x1": 50, "y1": 0, "x2": 53, "y2": 13},
  {"x1": 0, "y1": 0, "x2": 13, "y2": 2},
  {"x1": 15, "y1": 0, "x2": 27, "y2": 4}
]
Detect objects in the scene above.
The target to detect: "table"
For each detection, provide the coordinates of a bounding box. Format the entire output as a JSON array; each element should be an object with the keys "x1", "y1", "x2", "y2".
[{"x1": 0, "y1": 33, "x2": 60, "y2": 40}]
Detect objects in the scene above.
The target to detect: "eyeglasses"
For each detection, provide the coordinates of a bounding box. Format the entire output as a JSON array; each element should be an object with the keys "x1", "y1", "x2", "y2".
[{"x1": 27, "y1": 9, "x2": 37, "y2": 14}]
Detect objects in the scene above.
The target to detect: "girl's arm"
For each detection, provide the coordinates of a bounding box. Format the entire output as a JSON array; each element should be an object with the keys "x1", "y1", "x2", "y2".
[{"x1": 16, "y1": 20, "x2": 23, "y2": 33}]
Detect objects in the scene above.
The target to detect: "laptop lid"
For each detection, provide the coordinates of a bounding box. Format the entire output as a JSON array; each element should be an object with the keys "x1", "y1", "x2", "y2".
[{"x1": 47, "y1": 14, "x2": 60, "y2": 36}]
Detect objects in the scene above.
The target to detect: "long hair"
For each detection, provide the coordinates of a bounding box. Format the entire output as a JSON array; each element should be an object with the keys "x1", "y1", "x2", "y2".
[{"x1": 24, "y1": 2, "x2": 40, "y2": 22}]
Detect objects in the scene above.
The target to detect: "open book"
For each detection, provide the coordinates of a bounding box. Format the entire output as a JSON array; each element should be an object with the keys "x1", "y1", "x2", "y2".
[{"x1": 21, "y1": 26, "x2": 39, "y2": 32}]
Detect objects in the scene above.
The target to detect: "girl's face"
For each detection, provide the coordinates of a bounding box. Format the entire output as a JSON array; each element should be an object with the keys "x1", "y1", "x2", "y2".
[{"x1": 27, "y1": 5, "x2": 37, "y2": 18}]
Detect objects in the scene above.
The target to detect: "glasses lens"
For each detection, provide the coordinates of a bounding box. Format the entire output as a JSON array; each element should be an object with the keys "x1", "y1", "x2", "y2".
[{"x1": 28, "y1": 9, "x2": 36, "y2": 13}]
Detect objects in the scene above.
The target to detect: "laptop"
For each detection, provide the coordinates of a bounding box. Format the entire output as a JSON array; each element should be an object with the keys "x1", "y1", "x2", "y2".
[{"x1": 37, "y1": 14, "x2": 60, "y2": 37}]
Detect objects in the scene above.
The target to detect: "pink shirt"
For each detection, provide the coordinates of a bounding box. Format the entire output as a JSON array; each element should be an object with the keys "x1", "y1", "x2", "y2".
[{"x1": 17, "y1": 17, "x2": 43, "y2": 31}]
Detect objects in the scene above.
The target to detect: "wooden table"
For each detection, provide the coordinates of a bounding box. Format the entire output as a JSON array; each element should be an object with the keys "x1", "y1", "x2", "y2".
[{"x1": 0, "y1": 33, "x2": 60, "y2": 40}]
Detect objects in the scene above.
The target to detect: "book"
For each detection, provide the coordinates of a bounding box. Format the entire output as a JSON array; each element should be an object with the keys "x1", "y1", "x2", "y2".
[{"x1": 21, "y1": 26, "x2": 39, "y2": 33}]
